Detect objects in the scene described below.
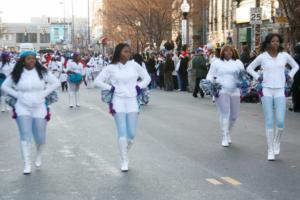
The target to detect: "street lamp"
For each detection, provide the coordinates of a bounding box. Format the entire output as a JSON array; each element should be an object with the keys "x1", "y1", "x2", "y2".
[
  {"x1": 135, "y1": 19, "x2": 141, "y2": 53},
  {"x1": 181, "y1": 0, "x2": 190, "y2": 48}
]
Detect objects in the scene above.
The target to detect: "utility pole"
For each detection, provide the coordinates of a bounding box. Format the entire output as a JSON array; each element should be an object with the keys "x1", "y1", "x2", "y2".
[
  {"x1": 71, "y1": 0, "x2": 75, "y2": 50},
  {"x1": 255, "y1": 0, "x2": 261, "y2": 52},
  {"x1": 87, "y1": 0, "x2": 91, "y2": 47}
]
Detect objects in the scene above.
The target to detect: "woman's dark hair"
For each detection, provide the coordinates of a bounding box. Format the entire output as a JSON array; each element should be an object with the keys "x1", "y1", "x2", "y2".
[
  {"x1": 111, "y1": 43, "x2": 131, "y2": 64},
  {"x1": 133, "y1": 53, "x2": 144, "y2": 66},
  {"x1": 261, "y1": 33, "x2": 284, "y2": 52},
  {"x1": 11, "y1": 57, "x2": 48, "y2": 84}
]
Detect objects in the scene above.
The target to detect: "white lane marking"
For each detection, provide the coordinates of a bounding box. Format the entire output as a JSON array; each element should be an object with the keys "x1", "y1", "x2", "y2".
[
  {"x1": 221, "y1": 177, "x2": 242, "y2": 186},
  {"x1": 205, "y1": 178, "x2": 223, "y2": 185}
]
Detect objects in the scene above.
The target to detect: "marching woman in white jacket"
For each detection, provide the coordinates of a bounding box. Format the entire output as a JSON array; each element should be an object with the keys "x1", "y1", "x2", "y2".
[
  {"x1": 247, "y1": 33, "x2": 299, "y2": 161},
  {"x1": 94, "y1": 43, "x2": 151, "y2": 172},
  {"x1": 0, "y1": 52, "x2": 14, "y2": 112},
  {"x1": 1, "y1": 51, "x2": 60, "y2": 174},
  {"x1": 206, "y1": 45, "x2": 244, "y2": 147},
  {"x1": 66, "y1": 52, "x2": 84, "y2": 108}
]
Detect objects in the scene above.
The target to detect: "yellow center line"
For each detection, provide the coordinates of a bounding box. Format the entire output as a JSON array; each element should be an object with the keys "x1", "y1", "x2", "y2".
[
  {"x1": 205, "y1": 178, "x2": 223, "y2": 185},
  {"x1": 221, "y1": 177, "x2": 242, "y2": 186}
]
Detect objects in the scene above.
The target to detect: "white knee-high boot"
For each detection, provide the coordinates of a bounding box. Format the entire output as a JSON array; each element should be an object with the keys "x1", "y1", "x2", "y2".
[
  {"x1": 118, "y1": 137, "x2": 129, "y2": 172},
  {"x1": 221, "y1": 118, "x2": 230, "y2": 147},
  {"x1": 1, "y1": 96, "x2": 7, "y2": 112},
  {"x1": 35, "y1": 144, "x2": 44, "y2": 168},
  {"x1": 75, "y1": 92, "x2": 80, "y2": 107},
  {"x1": 69, "y1": 92, "x2": 75, "y2": 108},
  {"x1": 228, "y1": 120, "x2": 236, "y2": 144},
  {"x1": 266, "y1": 129, "x2": 275, "y2": 161},
  {"x1": 127, "y1": 139, "x2": 134, "y2": 152},
  {"x1": 20, "y1": 141, "x2": 31, "y2": 174},
  {"x1": 274, "y1": 128, "x2": 283, "y2": 155}
]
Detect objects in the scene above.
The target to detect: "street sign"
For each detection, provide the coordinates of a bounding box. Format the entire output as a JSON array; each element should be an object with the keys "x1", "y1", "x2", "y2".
[{"x1": 250, "y1": 8, "x2": 262, "y2": 25}]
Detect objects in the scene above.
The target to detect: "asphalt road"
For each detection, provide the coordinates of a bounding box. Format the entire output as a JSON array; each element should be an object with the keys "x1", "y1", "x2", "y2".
[{"x1": 0, "y1": 88, "x2": 299, "y2": 200}]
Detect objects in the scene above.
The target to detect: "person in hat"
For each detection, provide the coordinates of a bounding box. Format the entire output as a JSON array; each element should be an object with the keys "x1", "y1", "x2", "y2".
[
  {"x1": 1, "y1": 50, "x2": 60, "y2": 174},
  {"x1": 178, "y1": 49, "x2": 189, "y2": 91},
  {"x1": 66, "y1": 52, "x2": 84, "y2": 108},
  {"x1": 192, "y1": 48, "x2": 208, "y2": 98},
  {"x1": 247, "y1": 33, "x2": 299, "y2": 161},
  {"x1": 94, "y1": 43, "x2": 150, "y2": 172},
  {"x1": 0, "y1": 52, "x2": 14, "y2": 112}
]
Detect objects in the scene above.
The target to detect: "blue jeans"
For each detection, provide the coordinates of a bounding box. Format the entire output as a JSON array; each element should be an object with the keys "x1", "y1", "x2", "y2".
[
  {"x1": 177, "y1": 74, "x2": 182, "y2": 90},
  {"x1": 113, "y1": 112, "x2": 139, "y2": 139},
  {"x1": 261, "y1": 96, "x2": 286, "y2": 129},
  {"x1": 16, "y1": 116, "x2": 47, "y2": 145}
]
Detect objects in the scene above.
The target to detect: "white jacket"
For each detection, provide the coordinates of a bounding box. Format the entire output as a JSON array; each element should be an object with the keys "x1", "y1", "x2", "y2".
[
  {"x1": 1, "y1": 68, "x2": 59, "y2": 117},
  {"x1": 67, "y1": 61, "x2": 84, "y2": 75},
  {"x1": 94, "y1": 60, "x2": 151, "y2": 98},
  {"x1": 247, "y1": 52, "x2": 299, "y2": 89},
  {"x1": 207, "y1": 59, "x2": 244, "y2": 94}
]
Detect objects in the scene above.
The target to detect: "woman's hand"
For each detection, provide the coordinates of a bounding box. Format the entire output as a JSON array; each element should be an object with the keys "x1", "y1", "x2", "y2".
[{"x1": 136, "y1": 85, "x2": 142, "y2": 96}]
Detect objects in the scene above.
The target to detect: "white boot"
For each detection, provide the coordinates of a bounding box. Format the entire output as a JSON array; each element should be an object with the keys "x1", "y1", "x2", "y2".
[
  {"x1": 274, "y1": 128, "x2": 283, "y2": 155},
  {"x1": 266, "y1": 129, "x2": 275, "y2": 161},
  {"x1": 69, "y1": 92, "x2": 75, "y2": 108},
  {"x1": 35, "y1": 144, "x2": 44, "y2": 168},
  {"x1": 228, "y1": 120, "x2": 235, "y2": 144},
  {"x1": 221, "y1": 118, "x2": 230, "y2": 147},
  {"x1": 20, "y1": 141, "x2": 32, "y2": 175},
  {"x1": 75, "y1": 92, "x2": 80, "y2": 107},
  {"x1": 118, "y1": 138, "x2": 129, "y2": 172},
  {"x1": 1, "y1": 96, "x2": 7, "y2": 112},
  {"x1": 127, "y1": 139, "x2": 134, "y2": 152}
]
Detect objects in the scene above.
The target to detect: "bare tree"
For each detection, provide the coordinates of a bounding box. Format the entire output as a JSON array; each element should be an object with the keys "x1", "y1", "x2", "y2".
[
  {"x1": 278, "y1": 0, "x2": 300, "y2": 50},
  {"x1": 101, "y1": 0, "x2": 181, "y2": 51}
]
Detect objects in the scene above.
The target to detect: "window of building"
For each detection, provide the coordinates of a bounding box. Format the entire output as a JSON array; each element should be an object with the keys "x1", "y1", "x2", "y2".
[
  {"x1": 54, "y1": 28, "x2": 59, "y2": 36},
  {"x1": 16, "y1": 33, "x2": 37, "y2": 43},
  {"x1": 40, "y1": 33, "x2": 50, "y2": 43}
]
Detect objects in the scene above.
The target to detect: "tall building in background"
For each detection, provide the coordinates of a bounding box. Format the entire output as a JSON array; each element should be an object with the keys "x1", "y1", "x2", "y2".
[
  {"x1": 172, "y1": 0, "x2": 209, "y2": 50},
  {"x1": 207, "y1": 0, "x2": 234, "y2": 47},
  {"x1": 91, "y1": 0, "x2": 103, "y2": 48}
]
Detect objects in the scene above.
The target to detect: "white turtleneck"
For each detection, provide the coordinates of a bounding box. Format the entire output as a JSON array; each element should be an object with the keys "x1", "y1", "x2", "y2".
[
  {"x1": 247, "y1": 52, "x2": 299, "y2": 89},
  {"x1": 94, "y1": 60, "x2": 151, "y2": 98},
  {"x1": 1, "y1": 68, "x2": 59, "y2": 117},
  {"x1": 207, "y1": 59, "x2": 244, "y2": 95}
]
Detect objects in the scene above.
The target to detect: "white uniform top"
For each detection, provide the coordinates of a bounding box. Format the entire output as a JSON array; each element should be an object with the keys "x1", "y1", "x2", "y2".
[
  {"x1": 0, "y1": 62, "x2": 14, "y2": 76},
  {"x1": 59, "y1": 73, "x2": 68, "y2": 82},
  {"x1": 48, "y1": 61, "x2": 60, "y2": 71},
  {"x1": 207, "y1": 59, "x2": 244, "y2": 95},
  {"x1": 247, "y1": 52, "x2": 299, "y2": 89},
  {"x1": 66, "y1": 61, "x2": 84, "y2": 75},
  {"x1": 1, "y1": 68, "x2": 60, "y2": 118},
  {"x1": 94, "y1": 60, "x2": 151, "y2": 98}
]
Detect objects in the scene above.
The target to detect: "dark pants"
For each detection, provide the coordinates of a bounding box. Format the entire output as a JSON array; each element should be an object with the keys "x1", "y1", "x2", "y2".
[
  {"x1": 292, "y1": 80, "x2": 300, "y2": 112},
  {"x1": 173, "y1": 75, "x2": 178, "y2": 90},
  {"x1": 179, "y1": 73, "x2": 188, "y2": 91},
  {"x1": 158, "y1": 75, "x2": 164, "y2": 90},
  {"x1": 193, "y1": 77, "x2": 204, "y2": 97},
  {"x1": 61, "y1": 81, "x2": 68, "y2": 92}
]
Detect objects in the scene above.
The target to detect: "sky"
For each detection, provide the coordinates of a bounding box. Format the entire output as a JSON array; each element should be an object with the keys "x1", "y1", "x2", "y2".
[{"x1": 0, "y1": 0, "x2": 88, "y2": 23}]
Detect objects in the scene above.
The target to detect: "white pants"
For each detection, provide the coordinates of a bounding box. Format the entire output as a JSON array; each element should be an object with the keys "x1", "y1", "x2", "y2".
[
  {"x1": 112, "y1": 96, "x2": 139, "y2": 113},
  {"x1": 15, "y1": 102, "x2": 47, "y2": 118},
  {"x1": 263, "y1": 88, "x2": 285, "y2": 98}
]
